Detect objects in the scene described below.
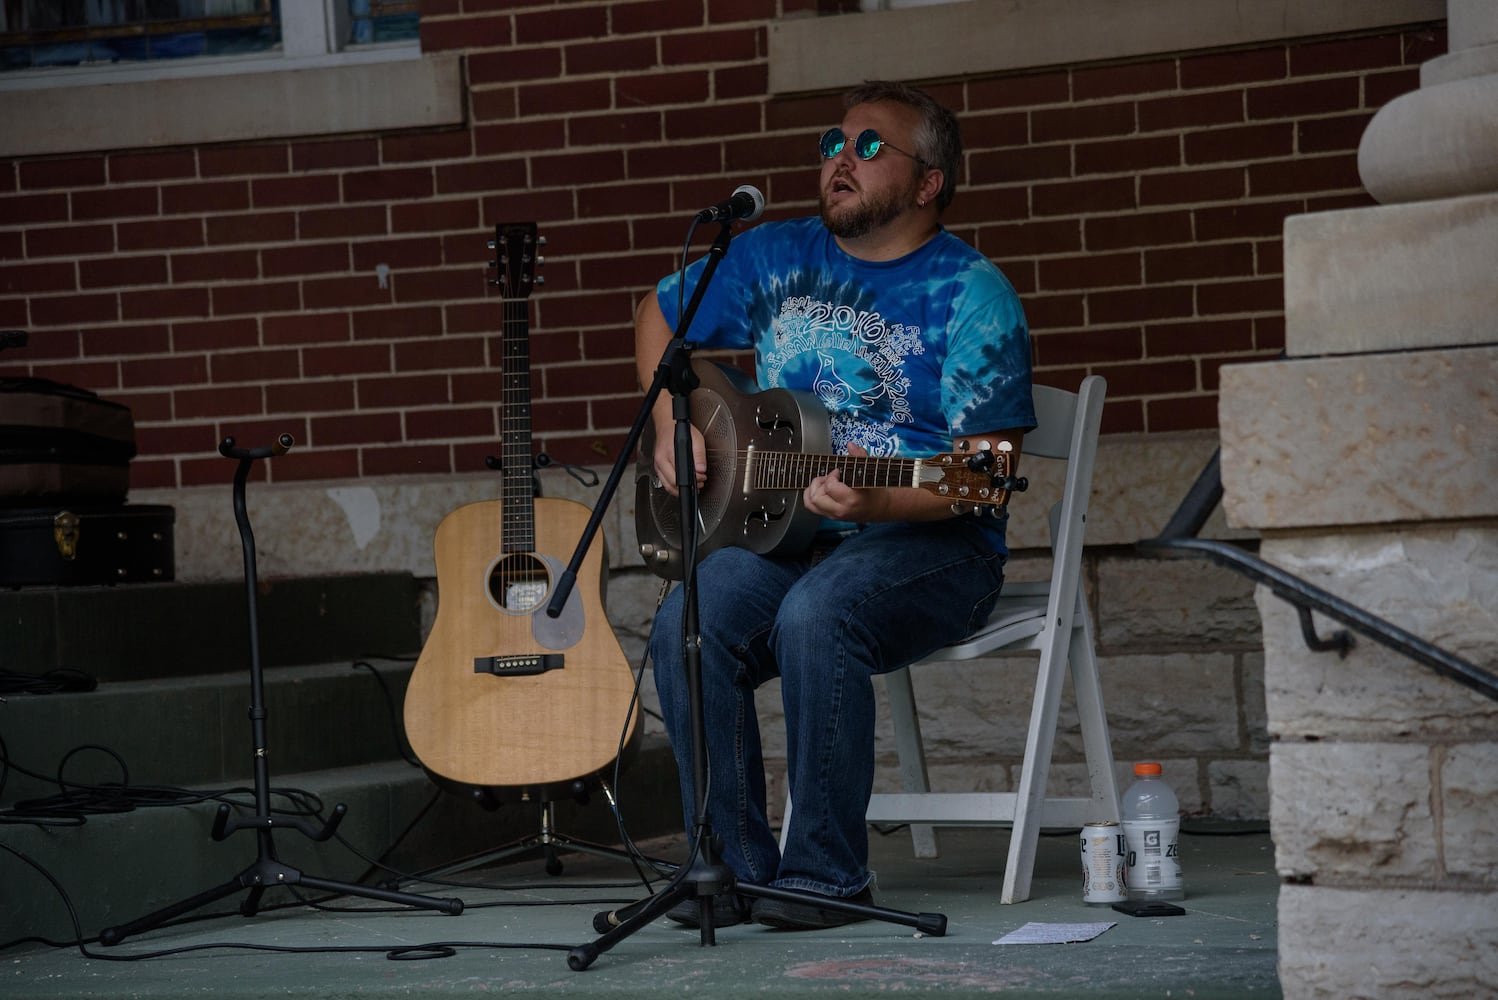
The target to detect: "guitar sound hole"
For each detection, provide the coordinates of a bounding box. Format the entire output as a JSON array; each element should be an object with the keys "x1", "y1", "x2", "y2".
[{"x1": 488, "y1": 553, "x2": 550, "y2": 613}]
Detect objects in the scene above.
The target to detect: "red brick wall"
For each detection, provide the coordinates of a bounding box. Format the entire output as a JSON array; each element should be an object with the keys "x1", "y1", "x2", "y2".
[{"x1": 0, "y1": 5, "x2": 1445, "y2": 490}]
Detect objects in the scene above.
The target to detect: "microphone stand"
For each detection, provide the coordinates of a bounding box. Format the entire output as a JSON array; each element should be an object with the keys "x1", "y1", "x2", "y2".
[{"x1": 545, "y1": 222, "x2": 947, "y2": 972}]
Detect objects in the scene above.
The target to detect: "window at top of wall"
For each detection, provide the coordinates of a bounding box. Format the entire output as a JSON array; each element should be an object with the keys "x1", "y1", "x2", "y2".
[
  {"x1": 351, "y1": 0, "x2": 419, "y2": 46},
  {"x1": 857, "y1": 0, "x2": 962, "y2": 9},
  {"x1": 0, "y1": 0, "x2": 417, "y2": 78}
]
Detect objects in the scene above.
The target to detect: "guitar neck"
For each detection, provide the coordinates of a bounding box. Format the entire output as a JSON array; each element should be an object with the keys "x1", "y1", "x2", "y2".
[
  {"x1": 745, "y1": 450, "x2": 927, "y2": 492},
  {"x1": 490, "y1": 221, "x2": 544, "y2": 555},
  {"x1": 500, "y1": 294, "x2": 535, "y2": 552}
]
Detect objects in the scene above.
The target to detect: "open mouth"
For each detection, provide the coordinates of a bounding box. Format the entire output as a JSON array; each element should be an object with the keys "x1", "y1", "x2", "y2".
[{"x1": 827, "y1": 174, "x2": 857, "y2": 199}]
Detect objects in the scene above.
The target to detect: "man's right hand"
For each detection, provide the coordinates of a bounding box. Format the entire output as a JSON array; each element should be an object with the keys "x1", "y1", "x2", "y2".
[{"x1": 652, "y1": 418, "x2": 707, "y2": 497}]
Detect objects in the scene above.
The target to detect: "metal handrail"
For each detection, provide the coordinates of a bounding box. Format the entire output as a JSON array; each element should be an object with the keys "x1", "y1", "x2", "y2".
[{"x1": 1137, "y1": 449, "x2": 1498, "y2": 703}]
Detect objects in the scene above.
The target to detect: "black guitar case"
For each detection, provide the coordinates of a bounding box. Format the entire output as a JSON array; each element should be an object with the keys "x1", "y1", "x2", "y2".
[
  {"x1": 0, "y1": 504, "x2": 175, "y2": 587},
  {"x1": 0, "y1": 376, "x2": 136, "y2": 504},
  {"x1": 0, "y1": 376, "x2": 172, "y2": 586}
]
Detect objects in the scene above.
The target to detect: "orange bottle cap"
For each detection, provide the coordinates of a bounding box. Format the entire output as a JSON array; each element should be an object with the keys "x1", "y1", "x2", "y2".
[{"x1": 1134, "y1": 762, "x2": 1163, "y2": 776}]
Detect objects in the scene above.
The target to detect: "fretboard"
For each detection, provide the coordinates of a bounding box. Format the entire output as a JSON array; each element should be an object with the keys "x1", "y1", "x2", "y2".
[
  {"x1": 499, "y1": 295, "x2": 535, "y2": 554},
  {"x1": 743, "y1": 449, "x2": 923, "y2": 492}
]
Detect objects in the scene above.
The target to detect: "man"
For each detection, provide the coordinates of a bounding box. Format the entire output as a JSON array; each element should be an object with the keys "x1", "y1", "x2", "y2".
[{"x1": 635, "y1": 80, "x2": 1036, "y2": 930}]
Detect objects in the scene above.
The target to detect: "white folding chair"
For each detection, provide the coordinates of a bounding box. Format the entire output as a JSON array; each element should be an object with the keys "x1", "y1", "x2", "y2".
[{"x1": 782, "y1": 375, "x2": 1116, "y2": 904}]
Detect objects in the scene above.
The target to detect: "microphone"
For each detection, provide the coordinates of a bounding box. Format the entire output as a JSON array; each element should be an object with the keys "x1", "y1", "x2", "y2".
[{"x1": 695, "y1": 184, "x2": 765, "y2": 224}]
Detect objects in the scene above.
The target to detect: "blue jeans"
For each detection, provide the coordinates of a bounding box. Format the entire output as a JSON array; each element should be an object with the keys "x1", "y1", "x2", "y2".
[{"x1": 649, "y1": 519, "x2": 1006, "y2": 897}]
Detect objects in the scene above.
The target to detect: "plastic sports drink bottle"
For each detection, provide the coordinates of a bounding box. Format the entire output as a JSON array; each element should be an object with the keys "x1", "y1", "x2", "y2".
[{"x1": 1121, "y1": 761, "x2": 1184, "y2": 901}]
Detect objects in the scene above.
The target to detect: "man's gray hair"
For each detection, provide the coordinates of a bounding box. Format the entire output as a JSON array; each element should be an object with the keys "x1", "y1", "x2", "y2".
[{"x1": 844, "y1": 80, "x2": 963, "y2": 212}]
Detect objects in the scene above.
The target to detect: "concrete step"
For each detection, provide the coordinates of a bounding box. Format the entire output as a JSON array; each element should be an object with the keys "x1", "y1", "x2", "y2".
[
  {"x1": 2, "y1": 649, "x2": 681, "y2": 946},
  {"x1": 3, "y1": 740, "x2": 681, "y2": 946},
  {"x1": 2, "y1": 658, "x2": 431, "y2": 801},
  {"x1": 2, "y1": 573, "x2": 681, "y2": 948},
  {"x1": 0, "y1": 573, "x2": 423, "y2": 681}
]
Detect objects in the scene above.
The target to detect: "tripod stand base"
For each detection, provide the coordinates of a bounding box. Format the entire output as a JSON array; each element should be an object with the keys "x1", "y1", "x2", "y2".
[
  {"x1": 412, "y1": 797, "x2": 660, "y2": 882},
  {"x1": 98, "y1": 835, "x2": 463, "y2": 947},
  {"x1": 570, "y1": 851, "x2": 947, "y2": 970},
  {"x1": 95, "y1": 439, "x2": 466, "y2": 948},
  {"x1": 418, "y1": 831, "x2": 657, "y2": 882}
]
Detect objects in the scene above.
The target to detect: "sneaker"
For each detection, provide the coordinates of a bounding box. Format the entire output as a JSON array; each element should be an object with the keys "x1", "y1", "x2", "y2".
[
  {"x1": 665, "y1": 892, "x2": 750, "y2": 929},
  {"x1": 751, "y1": 886, "x2": 876, "y2": 930}
]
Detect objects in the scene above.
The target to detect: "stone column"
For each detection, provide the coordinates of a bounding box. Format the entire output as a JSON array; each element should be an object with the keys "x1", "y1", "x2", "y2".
[{"x1": 1218, "y1": 3, "x2": 1498, "y2": 996}]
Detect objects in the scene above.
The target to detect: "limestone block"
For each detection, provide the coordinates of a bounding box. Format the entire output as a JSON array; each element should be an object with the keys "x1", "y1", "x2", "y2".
[
  {"x1": 1281, "y1": 195, "x2": 1498, "y2": 357},
  {"x1": 836, "y1": 651, "x2": 1241, "y2": 767},
  {"x1": 867, "y1": 657, "x2": 1086, "y2": 762},
  {"x1": 770, "y1": 0, "x2": 1446, "y2": 97},
  {"x1": 1279, "y1": 884, "x2": 1498, "y2": 1000},
  {"x1": 1095, "y1": 554, "x2": 1260, "y2": 649},
  {"x1": 142, "y1": 429, "x2": 1235, "y2": 582},
  {"x1": 1001, "y1": 553, "x2": 1053, "y2": 586},
  {"x1": 1421, "y1": 42, "x2": 1498, "y2": 86},
  {"x1": 1271, "y1": 742, "x2": 1438, "y2": 880},
  {"x1": 1359, "y1": 74, "x2": 1498, "y2": 204},
  {"x1": 1219, "y1": 346, "x2": 1498, "y2": 530},
  {"x1": 1242, "y1": 652, "x2": 1269, "y2": 755},
  {"x1": 765, "y1": 765, "x2": 788, "y2": 827},
  {"x1": 1257, "y1": 530, "x2": 1498, "y2": 740},
  {"x1": 1059, "y1": 430, "x2": 1243, "y2": 548},
  {"x1": 1042, "y1": 760, "x2": 1103, "y2": 801},
  {"x1": 1442, "y1": 742, "x2": 1498, "y2": 879},
  {"x1": 0, "y1": 53, "x2": 465, "y2": 159},
  {"x1": 1448, "y1": 0, "x2": 1498, "y2": 51},
  {"x1": 908, "y1": 760, "x2": 1014, "y2": 796},
  {"x1": 605, "y1": 567, "x2": 669, "y2": 666},
  {"x1": 137, "y1": 427, "x2": 1236, "y2": 585},
  {"x1": 1100, "y1": 653, "x2": 1243, "y2": 757},
  {"x1": 1208, "y1": 758, "x2": 1271, "y2": 820},
  {"x1": 872, "y1": 757, "x2": 1209, "y2": 815},
  {"x1": 752, "y1": 680, "x2": 791, "y2": 760},
  {"x1": 137, "y1": 468, "x2": 629, "y2": 583}
]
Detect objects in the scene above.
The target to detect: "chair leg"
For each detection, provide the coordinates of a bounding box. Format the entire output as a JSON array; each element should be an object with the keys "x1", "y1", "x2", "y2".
[
  {"x1": 1069, "y1": 610, "x2": 1119, "y2": 821},
  {"x1": 1000, "y1": 638, "x2": 1072, "y2": 904},
  {"x1": 882, "y1": 667, "x2": 939, "y2": 858}
]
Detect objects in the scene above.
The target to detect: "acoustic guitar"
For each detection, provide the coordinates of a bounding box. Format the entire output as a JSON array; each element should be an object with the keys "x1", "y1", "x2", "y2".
[
  {"x1": 634, "y1": 358, "x2": 1020, "y2": 579},
  {"x1": 403, "y1": 223, "x2": 638, "y2": 790}
]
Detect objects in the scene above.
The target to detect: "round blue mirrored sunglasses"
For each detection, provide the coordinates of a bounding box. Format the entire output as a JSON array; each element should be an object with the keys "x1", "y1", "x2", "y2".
[{"x1": 819, "y1": 127, "x2": 925, "y2": 165}]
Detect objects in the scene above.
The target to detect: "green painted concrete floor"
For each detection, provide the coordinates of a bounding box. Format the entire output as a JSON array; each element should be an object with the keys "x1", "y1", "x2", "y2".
[{"x1": 4, "y1": 823, "x2": 1280, "y2": 998}]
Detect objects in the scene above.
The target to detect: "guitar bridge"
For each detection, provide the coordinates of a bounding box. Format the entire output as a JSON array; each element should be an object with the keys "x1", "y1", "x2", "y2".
[{"x1": 474, "y1": 654, "x2": 565, "y2": 676}]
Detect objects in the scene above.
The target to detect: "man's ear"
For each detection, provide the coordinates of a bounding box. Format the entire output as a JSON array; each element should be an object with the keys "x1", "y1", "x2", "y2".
[{"x1": 920, "y1": 168, "x2": 945, "y2": 209}]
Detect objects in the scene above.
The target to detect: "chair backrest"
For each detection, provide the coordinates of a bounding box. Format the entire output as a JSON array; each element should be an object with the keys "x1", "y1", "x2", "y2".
[
  {"x1": 1032, "y1": 375, "x2": 1106, "y2": 623},
  {"x1": 1026, "y1": 377, "x2": 1104, "y2": 463}
]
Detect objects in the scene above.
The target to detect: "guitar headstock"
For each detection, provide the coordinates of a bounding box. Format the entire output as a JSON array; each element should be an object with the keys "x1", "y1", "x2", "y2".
[
  {"x1": 918, "y1": 443, "x2": 1026, "y2": 513},
  {"x1": 488, "y1": 222, "x2": 544, "y2": 299}
]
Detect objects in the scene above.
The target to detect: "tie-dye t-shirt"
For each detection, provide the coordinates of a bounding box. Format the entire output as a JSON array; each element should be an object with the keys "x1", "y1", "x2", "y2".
[
  {"x1": 657, "y1": 216, "x2": 1036, "y2": 457},
  {"x1": 656, "y1": 217, "x2": 1036, "y2": 549}
]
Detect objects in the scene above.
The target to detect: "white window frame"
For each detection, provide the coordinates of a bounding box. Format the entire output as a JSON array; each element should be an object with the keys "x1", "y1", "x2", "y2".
[
  {"x1": 0, "y1": 0, "x2": 459, "y2": 158},
  {"x1": 859, "y1": 0, "x2": 961, "y2": 9},
  {"x1": 1, "y1": 0, "x2": 403, "y2": 91},
  {"x1": 771, "y1": 0, "x2": 1445, "y2": 95}
]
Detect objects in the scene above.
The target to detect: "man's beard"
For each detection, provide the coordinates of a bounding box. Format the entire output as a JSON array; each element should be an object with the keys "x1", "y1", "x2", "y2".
[{"x1": 819, "y1": 179, "x2": 914, "y2": 239}]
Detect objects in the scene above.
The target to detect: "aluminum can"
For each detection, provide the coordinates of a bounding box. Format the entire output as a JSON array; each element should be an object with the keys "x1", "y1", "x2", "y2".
[{"x1": 1081, "y1": 820, "x2": 1127, "y2": 904}]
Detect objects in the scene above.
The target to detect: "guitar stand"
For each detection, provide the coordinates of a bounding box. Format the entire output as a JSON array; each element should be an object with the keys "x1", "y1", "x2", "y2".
[
  {"x1": 98, "y1": 434, "x2": 462, "y2": 947},
  {"x1": 408, "y1": 779, "x2": 666, "y2": 882},
  {"x1": 541, "y1": 222, "x2": 947, "y2": 971}
]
